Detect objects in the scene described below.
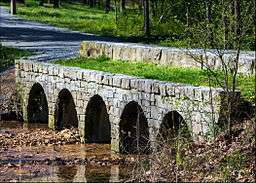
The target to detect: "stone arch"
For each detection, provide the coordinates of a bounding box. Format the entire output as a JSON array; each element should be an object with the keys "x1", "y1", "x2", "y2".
[
  {"x1": 84, "y1": 94, "x2": 111, "y2": 143},
  {"x1": 27, "y1": 83, "x2": 48, "y2": 124},
  {"x1": 119, "y1": 101, "x2": 149, "y2": 154},
  {"x1": 55, "y1": 89, "x2": 78, "y2": 130},
  {"x1": 158, "y1": 111, "x2": 191, "y2": 142}
]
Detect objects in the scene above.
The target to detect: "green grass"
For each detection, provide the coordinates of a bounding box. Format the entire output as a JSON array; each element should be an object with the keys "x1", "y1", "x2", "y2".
[
  {"x1": 6, "y1": 2, "x2": 144, "y2": 38},
  {"x1": 218, "y1": 150, "x2": 245, "y2": 181},
  {"x1": 0, "y1": 44, "x2": 30, "y2": 71},
  {"x1": 54, "y1": 57, "x2": 255, "y2": 103},
  {"x1": 0, "y1": 1, "x2": 187, "y2": 45},
  {"x1": 1, "y1": 1, "x2": 254, "y2": 50}
]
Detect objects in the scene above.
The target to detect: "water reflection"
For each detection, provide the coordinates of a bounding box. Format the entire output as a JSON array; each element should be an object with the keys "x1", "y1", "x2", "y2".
[
  {"x1": 57, "y1": 165, "x2": 78, "y2": 182},
  {"x1": 0, "y1": 121, "x2": 131, "y2": 182},
  {"x1": 22, "y1": 165, "x2": 128, "y2": 182},
  {"x1": 0, "y1": 120, "x2": 49, "y2": 129},
  {"x1": 0, "y1": 120, "x2": 23, "y2": 129}
]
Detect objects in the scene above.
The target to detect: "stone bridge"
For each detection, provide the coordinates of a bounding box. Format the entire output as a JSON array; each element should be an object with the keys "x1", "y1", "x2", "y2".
[
  {"x1": 80, "y1": 41, "x2": 255, "y2": 74},
  {"x1": 16, "y1": 60, "x2": 229, "y2": 153}
]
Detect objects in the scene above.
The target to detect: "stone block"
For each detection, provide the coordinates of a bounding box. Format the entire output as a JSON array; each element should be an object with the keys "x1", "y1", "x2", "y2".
[
  {"x1": 121, "y1": 78, "x2": 130, "y2": 89},
  {"x1": 112, "y1": 76, "x2": 122, "y2": 87},
  {"x1": 159, "y1": 83, "x2": 167, "y2": 96},
  {"x1": 152, "y1": 82, "x2": 160, "y2": 94},
  {"x1": 95, "y1": 73, "x2": 103, "y2": 84},
  {"x1": 130, "y1": 78, "x2": 138, "y2": 90},
  {"x1": 102, "y1": 75, "x2": 110, "y2": 85},
  {"x1": 184, "y1": 86, "x2": 195, "y2": 100},
  {"x1": 77, "y1": 70, "x2": 83, "y2": 80},
  {"x1": 58, "y1": 68, "x2": 64, "y2": 78},
  {"x1": 137, "y1": 80, "x2": 145, "y2": 92},
  {"x1": 166, "y1": 83, "x2": 175, "y2": 96}
]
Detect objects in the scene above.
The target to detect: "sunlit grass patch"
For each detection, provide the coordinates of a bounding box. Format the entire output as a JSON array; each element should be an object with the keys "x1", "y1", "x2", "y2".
[{"x1": 54, "y1": 57, "x2": 254, "y2": 103}]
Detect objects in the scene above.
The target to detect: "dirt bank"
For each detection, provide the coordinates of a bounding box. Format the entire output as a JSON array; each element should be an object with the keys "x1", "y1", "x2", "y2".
[{"x1": 0, "y1": 68, "x2": 20, "y2": 119}]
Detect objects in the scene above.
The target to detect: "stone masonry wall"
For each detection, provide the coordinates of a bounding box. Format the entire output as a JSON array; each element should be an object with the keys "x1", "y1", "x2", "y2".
[
  {"x1": 80, "y1": 41, "x2": 255, "y2": 74},
  {"x1": 16, "y1": 59, "x2": 229, "y2": 153}
]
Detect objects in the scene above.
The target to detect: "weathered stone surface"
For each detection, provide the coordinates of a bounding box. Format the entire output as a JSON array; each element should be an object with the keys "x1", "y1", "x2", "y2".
[
  {"x1": 80, "y1": 41, "x2": 255, "y2": 74},
  {"x1": 16, "y1": 60, "x2": 239, "y2": 153}
]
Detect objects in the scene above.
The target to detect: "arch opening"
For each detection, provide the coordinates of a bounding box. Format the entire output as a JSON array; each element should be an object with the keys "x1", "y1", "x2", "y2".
[
  {"x1": 119, "y1": 101, "x2": 149, "y2": 154},
  {"x1": 27, "y1": 83, "x2": 48, "y2": 124},
  {"x1": 84, "y1": 95, "x2": 111, "y2": 143},
  {"x1": 158, "y1": 111, "x2": 191, "y2": 143},
  {"x1": 55, "y1": 89, "x2": 78, "y2": 130}
]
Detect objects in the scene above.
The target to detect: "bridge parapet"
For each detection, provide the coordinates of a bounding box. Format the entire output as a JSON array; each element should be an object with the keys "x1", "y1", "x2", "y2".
[
  {"x1": 16, "y1": 59, "x2": 236, "y2": 153},
  {"x1": 80, "y1": 41, "x2": 255, "y2": 74}
]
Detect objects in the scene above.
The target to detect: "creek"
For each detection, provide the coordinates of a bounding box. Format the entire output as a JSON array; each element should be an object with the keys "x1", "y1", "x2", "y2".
[{"x1": 0, "y1": 121, "x2": 133, "y2": 182}]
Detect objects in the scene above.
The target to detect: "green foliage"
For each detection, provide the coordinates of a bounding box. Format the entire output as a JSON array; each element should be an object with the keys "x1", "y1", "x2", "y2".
[
  {"x1": 218, "y1": 150, "x2": 245, "y2": 181},
  {"x1": 1, "y1": 0, "x2": 255, "y2": 50},
  {"x1": 0, "y1": 44, "x2": 30, "y2": 71},
  {"x1": 54, "y1": 57, "x2": 254, "y2": 103},
  {"x1": 2, "y1": 0, "x2": 254, "y2": 50}
]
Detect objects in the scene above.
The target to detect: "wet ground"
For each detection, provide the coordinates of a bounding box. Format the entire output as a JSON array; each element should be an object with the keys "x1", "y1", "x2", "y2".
[
  {"x1": 0, "y1": 121, "x2": 134, "y2": 182},
  {"x1": 0, "y1": 69, "x2": 134, "y2": 182}
]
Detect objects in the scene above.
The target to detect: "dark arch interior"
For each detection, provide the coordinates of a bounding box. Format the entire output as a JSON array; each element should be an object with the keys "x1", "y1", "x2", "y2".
[
  {"x1": 158, "y1": 111, "x2": 191, "y2": 142},
  {"x1": 119, "y1": 101, "x2": 149, "y2": 154},
  {"x1": 85, "y1": 95, "x2": 111, "y2": 143},
  {"x1": 55, "y1": 89, "x2": 78, "y2": 130},
  {"x1": 27, "y1": 83, "x2": 48, "y2": 124}
]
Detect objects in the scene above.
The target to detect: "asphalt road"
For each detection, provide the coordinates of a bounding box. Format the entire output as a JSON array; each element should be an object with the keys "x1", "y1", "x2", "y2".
[{"x1": 0, "y1": 6, "x2": 120, "y2": 61}]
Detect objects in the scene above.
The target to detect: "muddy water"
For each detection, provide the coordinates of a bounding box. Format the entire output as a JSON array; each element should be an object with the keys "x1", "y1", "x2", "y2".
[
  {"x1": 0, "y1": 121, "x2": 133, "y2": 182},
  {"x1": 1, "y1": 161, "x2": 130, "y2": 182}
]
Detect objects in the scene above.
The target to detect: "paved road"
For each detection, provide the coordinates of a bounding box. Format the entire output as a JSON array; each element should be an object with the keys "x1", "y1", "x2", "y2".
[{"x1": 0, "y1": 6, "x2": 120, "y2": 61}]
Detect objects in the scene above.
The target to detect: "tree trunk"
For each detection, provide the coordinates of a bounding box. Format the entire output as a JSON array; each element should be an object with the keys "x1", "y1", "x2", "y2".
[
  {"x1": 39, "y1": 0, "x2": 44, "y2": 6},
  {"x1": 10, "y1": 0, "x2": 16, "y2": 15},
  {"x1": 83, "y1": 0, "x2": 89, "y2": 5},
  {"x1": 206, "y1": 0, "x2": 213, "y2": 48},
  {"x1": 222, "y1": 0, "x2": 229, "y2": 49},
  {"x1": 53, "y1": 0, "x2": 60, "y2": 8},
  {"x1": 150, "y1": 0, "x2": 156, "y2": 17},
  {"x1": 186, "y1": 2, "x2": 190, "y2": 27},
  {"x1": 229, "y1": 1, "x2": 235, "y2": 48},
  {"x1": 143, "y1": 0, "x2": 150, "y2": 37},
  {"x1": 89, "y1": 0, "x2": 96, "y2": 7},
  {"x1": 18, "y1": 0, "x2": 25, "y2": 4},
  {"x1": 138, "y1": 0, "x2": 143, "y2": 12},
  {"x1": 105, "y1": 0, "x2": 111, "y2": 13},
  {"x1": 120, "y1": 0, "x2": 125, "y2": 14},
  {"x1": 234, "y1": 0, "x2": 241, "y2": 42}
]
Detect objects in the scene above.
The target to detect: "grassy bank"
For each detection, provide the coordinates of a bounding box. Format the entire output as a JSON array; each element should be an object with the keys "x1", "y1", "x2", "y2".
[
  {"x1": 1, "y1": 1, "x2": 254, "y2": 50},
  {"x1": 0, "y1": 2, "x2": 195, "y2": 48},
  {"x1": 0, "y1": 44, "x2": 30, "y2": 71},
  {"x1": 54, "y1": 57, "x2": 255, "y2": 103}
]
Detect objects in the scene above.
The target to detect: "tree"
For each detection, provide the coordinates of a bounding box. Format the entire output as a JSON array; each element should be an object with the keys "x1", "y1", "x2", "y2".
[
  {"x1": 39, "y1": 0, "x2": 44, "y2": 6},
  {"x1": 53, "y1": 0, "x2": 60, "y2": 8},
  {"x1": 206, "y1": 0, "x2": 213, "y2": 48},
  {"x1": 10, "y1": 0, "x2": 16, "y2": 15},
  {"x1": 143, "y1": 0, "x2": 150, "y2": 37},
  {"x1": 186, "y1": 0, "x2": 254, "y2": 136},
  {"x1": 186, "y1": 2, "x2": 190, "y2": 26},
  {"x1": 120, "y1": 0, "x2": 126, "y2": 14},
  {"x1": 89, "y1": 0, "x2": 96, "y2": 7},
  {"x1": 150, "y1": 0, "x2": 157, "y2": 17},
  {"x1": 221, "y1": 0, "x2": 229, "y2": 49},
  {"x1": 105, "y1": 0, "x2": 111, "y2": 13}
]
